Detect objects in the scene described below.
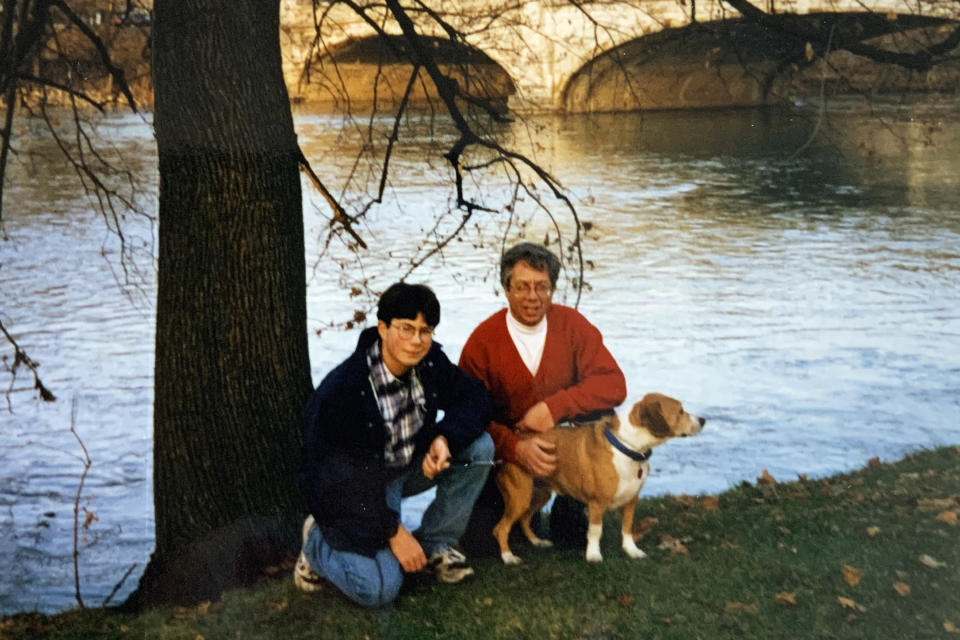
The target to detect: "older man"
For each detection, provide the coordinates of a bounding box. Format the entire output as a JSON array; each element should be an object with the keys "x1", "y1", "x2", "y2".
[
  {"x1": 458, "y1": 242, "x2": 626, "y2": 554},
  {"x1": 296, "y1": 282, "x2": 493, "y2": 606}
]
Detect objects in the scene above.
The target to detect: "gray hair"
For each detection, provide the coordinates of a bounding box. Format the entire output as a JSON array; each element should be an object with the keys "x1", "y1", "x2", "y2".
[{"x1": 500, "y1": 242, "x2": 561, "y2": 289}]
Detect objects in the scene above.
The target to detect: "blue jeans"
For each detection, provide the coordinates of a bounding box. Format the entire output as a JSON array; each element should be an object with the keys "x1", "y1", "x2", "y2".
[{"x1": 303, "y1": 433, "x2": 493, "y2": 607}]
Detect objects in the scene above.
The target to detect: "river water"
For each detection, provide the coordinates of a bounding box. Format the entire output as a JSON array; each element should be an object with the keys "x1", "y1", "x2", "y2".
[{"x1": 1, "y1": 100, "x2": 959, "y2": 614}]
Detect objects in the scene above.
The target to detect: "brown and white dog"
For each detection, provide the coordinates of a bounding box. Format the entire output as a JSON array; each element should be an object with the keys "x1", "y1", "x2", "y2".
[{"x1": 493, "y1": 393, "x2": 705, "y2": 564}]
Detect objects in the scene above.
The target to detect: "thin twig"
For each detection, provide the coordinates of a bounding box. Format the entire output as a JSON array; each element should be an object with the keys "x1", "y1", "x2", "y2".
[
  {"x1": 102, "y1": 563, "x2": 138, "y2": 608},
  {"x1": 789, "y1": 23, "x2": 836, "y2": 160},
  {"x1": 70, "y1": 397, "x2": 92, "y2": 609}
]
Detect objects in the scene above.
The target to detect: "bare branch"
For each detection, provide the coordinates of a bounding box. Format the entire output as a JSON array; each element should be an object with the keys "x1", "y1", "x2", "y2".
[
  {"x1": 17, "y1": 72, "x2": 108, "y2": 110},
  {"x1": 298, "y1": 147, "x2": 369, "y2": 249},
  {"x1": 722, "y1": 0, "x2": 959, "y2": 71},
  {"x1": 1, "y1": 316, "x2": 56, "y2": 409},
  {"x1": 46, "y1": 0, "x2": 138, "y2": 112}
]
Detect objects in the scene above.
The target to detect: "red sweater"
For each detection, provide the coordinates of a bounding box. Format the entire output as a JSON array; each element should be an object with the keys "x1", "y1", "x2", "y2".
[{"x1": 458, "y1": 305, "x2": 626, "y2": 464}]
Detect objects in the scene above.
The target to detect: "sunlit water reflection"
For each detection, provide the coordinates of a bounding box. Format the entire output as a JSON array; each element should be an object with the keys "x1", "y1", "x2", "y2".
[{"x1": 2, "y1": 101, "x2": 959, "y2": 613}]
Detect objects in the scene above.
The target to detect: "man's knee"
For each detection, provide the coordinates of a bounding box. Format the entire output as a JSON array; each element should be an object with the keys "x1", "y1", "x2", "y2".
[
  {"x1": 463, "y1": 431, "x2": 494, "y2": 462},
  {"x1": 343, "y1": 561, "x2": 403, "y2": 608},
  {"x1": 350, "y1": 577, "x2": 401, "y2": 608}
]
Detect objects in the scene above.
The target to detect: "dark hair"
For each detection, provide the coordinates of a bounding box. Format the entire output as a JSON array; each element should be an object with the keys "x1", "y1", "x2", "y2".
[
  {"x1": 500, "y1": 242, "x2": 561, "y2": 289},
  {"x1": 377, "y1": 282, "x2": 440, "y2": 327}
]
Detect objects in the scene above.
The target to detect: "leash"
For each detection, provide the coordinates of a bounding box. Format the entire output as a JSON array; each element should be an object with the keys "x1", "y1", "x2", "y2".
[{"x1": 604, "y1": 428, "x2": 652, "y2": 462}]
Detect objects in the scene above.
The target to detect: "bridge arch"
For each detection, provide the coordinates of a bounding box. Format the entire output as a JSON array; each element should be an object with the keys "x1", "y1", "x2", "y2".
[
  {"x1": 286, "y1": 33, "x2": 515, "y2": 108},
  {"x1": 560, "y1": 14, "x2": 958, "y2": 112},
  {"x1": 560, "y1": 21, "x2": 797, "y2": 112}
]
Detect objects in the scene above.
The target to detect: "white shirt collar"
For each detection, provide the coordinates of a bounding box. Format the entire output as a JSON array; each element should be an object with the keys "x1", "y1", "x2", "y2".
[{"x1": 505, "y1": 310, "x2": 547, "y2": 375}]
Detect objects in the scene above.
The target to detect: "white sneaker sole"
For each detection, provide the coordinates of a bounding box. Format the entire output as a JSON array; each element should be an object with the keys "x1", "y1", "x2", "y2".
[{"x1": 294, "y1": 515, "x2": 324, "y2": 592}]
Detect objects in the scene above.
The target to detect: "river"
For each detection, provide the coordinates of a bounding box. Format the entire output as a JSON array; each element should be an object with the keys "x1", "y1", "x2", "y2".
[{"x1": 1, "y1": 99, "x2": 959, "y2": 614}]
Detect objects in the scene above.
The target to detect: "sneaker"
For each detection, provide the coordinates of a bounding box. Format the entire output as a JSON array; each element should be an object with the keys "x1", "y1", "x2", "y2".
[
  {"x1": 427, "y1": 547, "x2": 475, "y2": 584},
  {"x1": 293, "y1": 515, "x2": 325, "y2": 592}
]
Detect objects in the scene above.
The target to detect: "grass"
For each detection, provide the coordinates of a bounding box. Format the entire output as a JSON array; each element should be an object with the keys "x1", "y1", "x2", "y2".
[{"x1": 4, "y1": 446, "x2": 959, "y2": 640}]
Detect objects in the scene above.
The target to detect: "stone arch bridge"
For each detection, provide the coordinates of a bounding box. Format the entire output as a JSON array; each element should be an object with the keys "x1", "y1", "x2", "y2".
[{"x1": 278, "y1": 0, "x2": 956, "y2": 111}]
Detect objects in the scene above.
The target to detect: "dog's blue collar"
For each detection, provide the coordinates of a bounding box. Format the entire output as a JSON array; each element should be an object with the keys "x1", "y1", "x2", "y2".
[{"x1": 605, "y1": 428, "x2": 652, "y2": 462}]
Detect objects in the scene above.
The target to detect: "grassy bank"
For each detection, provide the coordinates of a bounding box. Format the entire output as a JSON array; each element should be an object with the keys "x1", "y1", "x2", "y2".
[{"x1": 4, "y1": 446, "x2": 959, "y2": 640}]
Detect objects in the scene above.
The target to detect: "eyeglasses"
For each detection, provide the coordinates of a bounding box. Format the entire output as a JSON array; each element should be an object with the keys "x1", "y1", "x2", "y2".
[
  {"x1": 391, "y1": 321, "x2": 434, "y2": 342},
  {"x1": 509, "y1": 282, "x2": 553, "y2": 296}
]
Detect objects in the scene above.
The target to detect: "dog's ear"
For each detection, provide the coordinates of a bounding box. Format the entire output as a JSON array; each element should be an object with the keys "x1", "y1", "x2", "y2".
[{"x1": 641, "y1": 398, "x2": 672, "y2": 437}]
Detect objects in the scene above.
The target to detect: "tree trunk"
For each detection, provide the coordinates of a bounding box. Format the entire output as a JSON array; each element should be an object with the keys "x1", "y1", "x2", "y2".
[{"x1": 128, "y1": 0, "x2": 312, "y2": 608}]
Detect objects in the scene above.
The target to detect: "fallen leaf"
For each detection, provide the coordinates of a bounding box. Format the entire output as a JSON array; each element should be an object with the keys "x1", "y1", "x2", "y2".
[
  {"x1": 918, "y1": 498, "x2": 955, "y2": 511},
  {"x1": 657, "y1": 534, "x2": 690, "y2": 554},
  {"x1": 758, "y1": 469, "x2": 777, "y2": 485},
  {"x1": 634, "y1": 517, "x2": 659, "y2": 540},
  {"x1": 196, "y1": 601, "x2": 211, "y2": 615},
  {"x1": 775, "y1": 592, "x2": 797, "y2": 606},
  {"x1": 725, "y1": 601, "x2": 758, "y2": 614},
  {"x1": 936, "y1": 510, "x2": 958, "y2": 525},
  {"x1": 945, "y1": 620, "x2": 958, "y2": 633},
  {"x1": 919, "y1": 554, "x2": 947, "y2": 569},
  {"x1": 893, "y1": 582, "x2": 911, "y2": 596},
  {"x1": 267, "y1": 599, "x2": 288, "y2": 612},
  {"x1": 617, "y1": 594, "x2": 635, "y2": 607},
  {"x1": 896, "y1": 570, "x2": 909, "y2": 580},
  {"x1": 675, "y1": 494, "x2": 697, "y2": 507},
  {"x1": 842, "y1": 565, "x2": 864, "y2": 587},
  {"x1": 866, "y1": 526, "x2": 880, "y2": 537},
  {"x1": 700, "y1": 496, "x2": 720, "y2": 511},
  {"x1": 837, "y1": 596, "x2": 866, "y2": 612}
]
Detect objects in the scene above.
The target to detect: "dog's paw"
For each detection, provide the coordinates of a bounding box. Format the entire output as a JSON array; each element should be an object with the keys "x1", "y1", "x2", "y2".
[
  {"x1": 501, "y1": 551, "x2": 523, "y2": 565},
  {"x1": 585, "y1": 551, "x2": 603, "y2": 563},
  {"x1": 531, "y1": 538, "x2": 553, "y2": 548},
  {"x1": 623, "y1": 546, "x2": 648, "y2": 560}
]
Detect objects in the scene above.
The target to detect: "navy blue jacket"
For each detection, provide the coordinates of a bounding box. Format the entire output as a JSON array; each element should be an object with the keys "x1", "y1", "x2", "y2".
[{"x1": 300, "y1": 327, "x2": 490, "y2": 556}]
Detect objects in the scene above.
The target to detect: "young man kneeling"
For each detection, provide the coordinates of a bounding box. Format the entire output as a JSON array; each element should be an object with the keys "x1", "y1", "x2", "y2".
[{"x1": 295, "y1": 282, "x2": 493, "y2": 607}]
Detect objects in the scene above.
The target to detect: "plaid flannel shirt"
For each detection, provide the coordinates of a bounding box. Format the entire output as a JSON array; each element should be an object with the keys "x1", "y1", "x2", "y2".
[{"x1": 367, "y1": 340, "x2": 426, "y2": 469}]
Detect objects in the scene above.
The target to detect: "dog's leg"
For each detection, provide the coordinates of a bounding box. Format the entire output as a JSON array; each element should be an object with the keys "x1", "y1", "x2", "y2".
[
  {"x1": 585, "y1": 501, "x2": 605, "y2": 563},
  {"x1": 520, "y1": 483, "x2": 554, "y2": 548},
  {"x1": 619, "y1": 497, "x2": 647, "y2": 559},
  {"x1": 493, "y1": 464, "x2": 533, "y2": 565}
]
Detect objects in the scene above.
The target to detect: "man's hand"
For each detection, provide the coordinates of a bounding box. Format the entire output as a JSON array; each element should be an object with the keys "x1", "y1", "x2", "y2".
[
  {"x1": 422, "y1": 435, "x2": 451, "y2": 479},
  {"x1": 389, "y1": 524, "x2": 427, "y2": 573},
  {"x1": 515, "y1": 436, "x2": 557, "y2": 477},
  {"x1": 516, "y1": 401, "x2": 555, "y2": 433}
]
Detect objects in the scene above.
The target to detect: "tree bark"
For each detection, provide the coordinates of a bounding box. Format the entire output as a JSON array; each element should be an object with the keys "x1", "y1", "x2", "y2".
[{"x1": 128, "y1": 0, "x2": 312, "y2": 608}]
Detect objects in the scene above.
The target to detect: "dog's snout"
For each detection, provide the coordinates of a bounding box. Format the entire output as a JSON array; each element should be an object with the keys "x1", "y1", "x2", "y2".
[{"x1": 698, "y1": 417, "x2": 706, "y2": 427}]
